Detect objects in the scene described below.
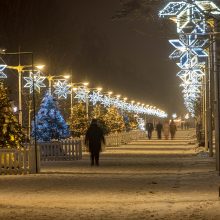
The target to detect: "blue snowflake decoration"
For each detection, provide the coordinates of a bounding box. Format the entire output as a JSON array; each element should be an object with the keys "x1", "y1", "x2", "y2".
[
  {"x1": 0, "y1": 64, "x2": 7, "y2": 78},
  {"x1": 159, "y1": 0, "x2": 220, "y2": 114},
  {"x1": 89, "y1": 91, "x2": 103, "y2": 105},
  {"x1": 101, "y1": 95, "x2": 111, "y2": 107},
  {"x1": 24, "y1": 71, "x2": 46, "y2": 93},
  {"x1": 159, "y1": 2, "x2": 186, "y2": 17},
  {"x1": 74, "y1": 87, "x2": 88, "y2": 103},
  {"x1": 196, "y1": 1, "x2": 220, "y2": 15},
  {"x1": 53, "y1": 80, "x2": 71, "y2": 99}
]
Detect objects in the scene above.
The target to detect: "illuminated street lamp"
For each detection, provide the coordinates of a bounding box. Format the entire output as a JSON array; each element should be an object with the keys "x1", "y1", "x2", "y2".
[
  {"x1": 0, "y1": 49, "x2": 44, "y2": 127},
  {"x1": 172, "y1": 113, "x2": 177, "y2": 119}
]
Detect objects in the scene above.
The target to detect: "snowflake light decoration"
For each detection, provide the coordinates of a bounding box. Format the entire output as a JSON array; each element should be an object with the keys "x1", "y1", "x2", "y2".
[
  {"x1": 101, "y1": 95, "x2": 111, "y2": 107},
  {"x1": 53, "y1": 80, "x2": 71, "y2": 99},
  {"x1": 0, "y1": 64, "x2": 7, "y2": 78},
  {"x1": 74, "y1": 87, "x2": 88, "y2": 103},
  {"x1": 89, "y1": 91, "x2": 103, "y2": 105},
  {"x1": 159, "y1": 0, "x2": 220, "y2": 115},
  {"x1": 24, "y1": 71, "x2": 46, "y2": 93}
]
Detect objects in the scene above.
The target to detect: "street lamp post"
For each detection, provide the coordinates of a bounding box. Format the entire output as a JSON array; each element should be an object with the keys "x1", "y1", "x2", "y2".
[
  {"x1": 0, "y1": 50, "x2": 41, "y2": 127},
  {"x1": 0, "y1": 49, "x2": 40, "y2": 173}
]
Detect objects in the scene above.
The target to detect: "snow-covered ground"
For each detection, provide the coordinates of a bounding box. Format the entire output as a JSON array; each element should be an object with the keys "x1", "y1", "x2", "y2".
[{"x1": 0, "y1": 130, "x2": 220, "y2": 220}]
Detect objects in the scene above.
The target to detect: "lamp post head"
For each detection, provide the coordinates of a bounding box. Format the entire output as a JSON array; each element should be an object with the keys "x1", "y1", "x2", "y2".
[
  {"x1": 97, "y1": 87, "x2": 102, "y2": 91},
  {"x1": 35, "y1": 65, "x2": 45, "y2": 70},
  {"x1": 63, "y1": 75, "x2": 70, "y2": 79},
  {"x1": 83, "y1": 82, "x2": 89, "y2": 86},
  {"x1": 0, "y1": 48, "x2": 6, "y2": 54}
]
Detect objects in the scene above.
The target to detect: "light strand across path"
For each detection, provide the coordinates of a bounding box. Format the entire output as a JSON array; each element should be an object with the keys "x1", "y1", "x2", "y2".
[{"x1": 74, "y1": 87, "x2": 168, "y2": 118}]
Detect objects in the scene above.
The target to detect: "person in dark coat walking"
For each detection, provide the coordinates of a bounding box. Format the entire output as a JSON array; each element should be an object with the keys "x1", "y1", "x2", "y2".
[
  {"x1": 156, "y1": 121, "x2": 163, "y2": 139},
  {"x1": 146, "y1": 121, "x2": 154, "y2": 140},
  {"x1": 85, "y1": 119, "x2": 105, "y2": 166}
]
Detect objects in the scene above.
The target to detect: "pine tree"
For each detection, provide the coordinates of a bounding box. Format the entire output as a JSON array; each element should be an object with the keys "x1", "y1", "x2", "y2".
[
  {"x1": 124, "y1": 112, "x2": 138, "y2": 131},
  {"x1": 103, "y1": 106, "x2": 125, "y2": 134},
  {"x1": 91, "y1": 104, "x2": 102, "y2": 119},
  {"x1": 0, "y1": 82, "x2": 25, "y2": 148},
  {"x1": 32, "y1": 92, "x2": 70, "y2": 141},
  {"x1": 69, "y1": 103, "x2": 89, "y2": 137},
  {"x1": 91, "y1": 104, "x2": 108, "y2": 134}
]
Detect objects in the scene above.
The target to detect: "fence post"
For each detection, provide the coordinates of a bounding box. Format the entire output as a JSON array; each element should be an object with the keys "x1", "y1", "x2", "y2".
[{"x1": 29, "y1": 145, "x2": 41, "y2": 174}]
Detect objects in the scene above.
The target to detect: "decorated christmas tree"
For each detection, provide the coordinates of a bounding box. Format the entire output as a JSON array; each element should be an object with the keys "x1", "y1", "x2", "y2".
[
  {"x1": 91, "y1": 104, "x2": 102, "y2": 119},
  {"x1": 69, "y1": 103, "x2": 89, "y2": 137},
  {"x1": 91, "y1": 104, "x2": 108, "y2": 134},
  {"x1": 32, "y1": 92, "x2": 70, "y2": 141},
  {"x1": 103, "y1": 106, "x2": 125, "y2": 134},
  {"x1": 123, "y1": 112, "x2": 138, "y2": 131},
  {"x1": 0, "y1": 82, "x2": 25, "y2": 148}
]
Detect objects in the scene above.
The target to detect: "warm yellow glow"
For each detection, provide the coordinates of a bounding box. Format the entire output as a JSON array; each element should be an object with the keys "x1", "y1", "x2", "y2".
[
  {"x1": 35, "y1": 65, "x2": 45, "y2": 70},
  {"x1": 97, "y1": 87, "x2": 102, "y2": 91},
  {"x1": 124, "y1": 97, "x2": 128, "y2": 101},
  {"x1": 63, "y1": 75, "x2": 70, "y2": 79},
  {"x1": 83, "y1": 82, "x2": 89, "y2": 86},
  {"x1": 169, "y1": 17, "x2": 177, "y2": 23},
  {"x1": 108, "y1": 91, "x2": 113, "y2": 95},
  {"x1": 131, "y1": 100, "x2": 135, "y2": 104},
  {"x1": 116, "y1": 94, "x2": 121, "y2": 98},
  {"x1": 73, "y1": 87, "x2": 77, "y2": 91}
]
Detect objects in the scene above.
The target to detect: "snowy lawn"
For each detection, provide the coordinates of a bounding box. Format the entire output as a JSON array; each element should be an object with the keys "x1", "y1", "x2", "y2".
[{"x1": 0, "y1": 130, "x2": 220, "y2": 220}]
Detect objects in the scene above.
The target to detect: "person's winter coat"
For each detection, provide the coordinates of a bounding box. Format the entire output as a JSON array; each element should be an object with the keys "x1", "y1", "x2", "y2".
[
  {"x1": 163, "y1": 122, "x2": 169, "y2": 139},
  {"x1": 85, "y1": 123, "x2": 105, "y2": 153},
  {"x1": 146, "y1": 123, "x2": 154, "y2": 132},
  {"x1": 156, "y1": 123, "x2": 163, "y2": 132}
]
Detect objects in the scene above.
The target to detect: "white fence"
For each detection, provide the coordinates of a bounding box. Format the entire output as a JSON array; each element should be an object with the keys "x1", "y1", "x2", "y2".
[
  {"x1": 0, "y1": 131, "x2": 143, "y2": 175},
  {"x1": 105, "y1": 130, "x2": 146, "y2": 147},
  {"x1": 0, "y1": 139, "x2": 82, "y2": 175},
  {"x1": 39, "y1": 139, "x2": 82, "y2": 161},
  {"x1": 0, "y1": 146, "x2": 39, "y2": 175}
]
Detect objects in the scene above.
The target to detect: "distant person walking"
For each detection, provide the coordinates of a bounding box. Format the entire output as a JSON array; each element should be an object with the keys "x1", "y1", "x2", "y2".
[
  {"x1": 169, "y1": 119, "x2": 177, "y2": 140},
  {"x1": 146, "y1": 121, "x2": 154, "y2": 140},
  {"x1": 163, "y1": 120, "x2": 170, "y2": 140},
  {"x1": 156, "y1": 121, "x2": 163, "y2": 139},
  {"x1": 85, "y1": 119, "x2": 105, "y2": 166}
]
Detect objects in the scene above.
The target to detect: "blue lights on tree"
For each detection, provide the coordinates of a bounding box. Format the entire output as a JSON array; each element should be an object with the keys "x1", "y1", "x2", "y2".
[{"x1": 32, "y1": 91, "x2": 70, "y2": 141}]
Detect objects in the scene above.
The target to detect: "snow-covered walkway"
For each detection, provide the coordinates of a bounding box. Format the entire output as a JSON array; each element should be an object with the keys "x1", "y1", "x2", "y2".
[{"x1": 0, "y1": 129, "x2": 220, "y2": 220}]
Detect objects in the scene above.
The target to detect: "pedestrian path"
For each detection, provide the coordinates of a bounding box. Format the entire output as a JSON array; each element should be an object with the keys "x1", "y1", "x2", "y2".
[{"x1": 0, "y1": 129, "x2": 219, "y2": 220}]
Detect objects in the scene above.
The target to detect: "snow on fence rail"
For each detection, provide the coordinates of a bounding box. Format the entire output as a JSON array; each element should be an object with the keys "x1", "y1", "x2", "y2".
[
  {"x1": 39, "y1": 139, "x2": 82, "y2": 161},
  {"x1": 0, "y1": 146, "x2": 39, "y2": 175},
  {"x1": 103, "y1": 130, "x2": 146, "y2": 148}
]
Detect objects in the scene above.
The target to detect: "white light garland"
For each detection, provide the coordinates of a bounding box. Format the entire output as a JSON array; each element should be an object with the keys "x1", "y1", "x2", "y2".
[
  {"x1": 53, "y1": 80, "x2": 71, "y2": 99},
  {"x1": 24, "y1": 71, "x2": 46, "y2": 93}
]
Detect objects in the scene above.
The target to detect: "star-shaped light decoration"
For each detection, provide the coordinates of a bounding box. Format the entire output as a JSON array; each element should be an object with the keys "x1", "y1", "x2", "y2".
[
  {"x1": 101, "y1": 95, "x2": 111, "y2": 107},
  {"x1": 0, "y1": 64, "x2": 7, "y2": 78},
  {"x1": 53, "y1": 80, "x2": 71, "y2": 99},
  {"x1": 24, "y1": 71, "x2": 46, "y2": 93},
  {"x1": 74, "y1": 87, "x2": 88, "y2": 103},
  {"x1": 159, "y1": 2, "x2": 187, "y2": 18},
  {"x1": 89, "y1": 91, "x2": 103, "y2": 105}
]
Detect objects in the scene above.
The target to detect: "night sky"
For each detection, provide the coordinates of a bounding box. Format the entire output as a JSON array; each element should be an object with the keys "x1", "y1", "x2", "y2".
[{"x1": 0, "y1": 0, "x2": 186, "y2": 116}]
